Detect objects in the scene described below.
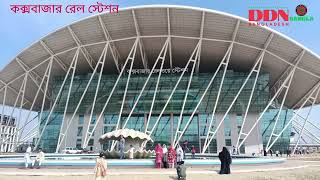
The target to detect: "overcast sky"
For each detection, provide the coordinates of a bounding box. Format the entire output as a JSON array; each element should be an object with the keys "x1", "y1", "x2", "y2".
[{"x1": 0, "y1": 0, "x2": 319, "y2": 143}]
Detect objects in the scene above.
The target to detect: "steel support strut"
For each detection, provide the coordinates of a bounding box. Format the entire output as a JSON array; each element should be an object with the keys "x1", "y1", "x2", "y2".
[
  {"x1": 109, "y1": 40, "x2": 138, "y2": 150},
  {"x1": 147, "y1": 41, "x2": 201, "y2": 139},
  {"x1": 265, "y1": 50, "x2": 305, "y2": 150},
  {"x1": 82, "y1": 43, "x2": 109, "y2": 148},
  {"x1": 292, "y1": 85, "x2": 320, "y2": 155},
  {"x1": 83, "y1": 39, "x2": 139, "y2": 150},
  {"x1": 122, "y1": 38, "x2": 170, "y2": 129},
  {"x1": 173, "y1": 42, "x2": 199, "y2": 147},
  {"x1": 55, "y1": 48, "x2": 80, "y2": 152},
  {"x1": 55, "y1": 44, "x2": 108, "y2": 152},
  {"x1": 266, "y1": 82, "x2": 320, "y2": 151},
  {"x1": 35, "y1": 49, "x2": 79, "y2": 150},
  {"x1": 18, "y1": 59, "x2": 54, "y2": 142}
]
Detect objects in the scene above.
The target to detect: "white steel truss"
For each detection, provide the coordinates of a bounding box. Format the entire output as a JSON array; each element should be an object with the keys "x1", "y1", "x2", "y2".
[
  {"x1": 55, "y1": 48, "x2": 81, "y2": 152},
  {"x1": 146, "y1": 40, "x2": 201, "y2": 140},
  {"x1": 201, "y1": 51, "x2": 266, "y2": 153},
  {"x1": 83, "y1": 39, "x2": 139, "y2": 150},
  {"x1": 67, "y1": 26, "x2": 96, "y2": 70},
  {"x1": 132, "y1": 9, "x2": 149, "y2": 70},
  {"x1": 82, "y1": 43, "x2": 109, "y2": 149},
  {"x1": 2, "y1": 18, "x2": 320, "y2": 152},
  {"x1": 199, "y1": 20, "x2": 240, "y2": 153},
  {"x1": 292, "y1": 85, "x2": 320, "y2": 154},
  {"x1": 15, "y1": 57, "x2": 50, "y2": 99},
  {"x1": 55, "y1": 44, "x2": 108, "y2": 152},
  {"x1": 98, "y1": 15, "x2": 122, "y2": 72},
  {"x1": 122, "y1": 38, "x2": 170, "y2": 129},
  {"x1": 18, "y1": 59, "x2": 54, "y2": 142},
  {"x1": 40, "y1": 40, "x2": 68, "y2": 72},
  {"x1": 34, "y1": 49, "x2": 80, "y2": 150},
  {"x1": 266, "y1": 82, "x2": 320, "y2": 151},
  {"x1": 235, "y1": 50, "x2": 305, "y2": 152},
  {"x1": 265, "y1": 50, "x2": 305, "y2": 151},
  {"x1": 173, "y1": 42, "x2": 199, "y2": 146},
  {"x1": 293, "y1": 120, "x2": 320, "y2": 144},
  {"x1": 174, "y1": 44, "x2": 231, "y2": 148}
]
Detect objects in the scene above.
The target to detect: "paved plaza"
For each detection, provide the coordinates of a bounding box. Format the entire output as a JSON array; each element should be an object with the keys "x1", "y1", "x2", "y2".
[{"x1": 0, "y1": 159, "x2": 320, "y2": 180}]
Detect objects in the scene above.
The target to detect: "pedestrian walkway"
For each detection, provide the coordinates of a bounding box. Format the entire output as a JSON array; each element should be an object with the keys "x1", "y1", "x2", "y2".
[{"x1": 0, "y1": 160, "x2": 318, "y2": 176}]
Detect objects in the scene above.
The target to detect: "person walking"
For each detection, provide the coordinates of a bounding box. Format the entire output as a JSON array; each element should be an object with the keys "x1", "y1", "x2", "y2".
[
  {"x1": 119, "y1": 135, "x2": 125, "y2": 159},
  {"x1": 155, "y1": 143, "x2": 163, "y2": 168},
  {"x1": 218, "y1": 147, "x2": 232, "y2": 174},
  {"x1": 32, "y1": 148, "x2": 45, "y2": 169},
  {"x1": 24, "y1": 145, "x2": 32, "y2": 169},
  {"x1": 176, "y1": 161, "x2": 187, "y2": 180},
  {"x1": 176, "y1": 144, "x2": 184, "y2": 164},
  {"x1": 162, "y1": 144, "x2": 168, "y2": 168},
  {"x1": 94, "y1": 152, "x2": 107, "y2": 180},
  {"x1": 191, "y1": 145, "x2": 196, "y2": 159},
  {"x1": 168, "y1": 145, "x2": 176, "y2": 168}
]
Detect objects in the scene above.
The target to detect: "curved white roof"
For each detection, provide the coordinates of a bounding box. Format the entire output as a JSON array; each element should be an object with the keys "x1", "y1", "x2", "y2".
[{"x1": 1, "y1": 5, "x2": 320, "y2": 110}]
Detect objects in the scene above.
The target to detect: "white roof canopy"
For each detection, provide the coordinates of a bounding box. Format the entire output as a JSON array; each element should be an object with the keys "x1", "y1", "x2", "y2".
[{"x1": 1, "y1": 5, "x2": 320, "y2": 111}]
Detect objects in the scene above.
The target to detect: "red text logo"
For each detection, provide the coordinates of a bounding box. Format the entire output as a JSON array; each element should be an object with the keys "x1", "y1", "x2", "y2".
[{"x1": 249, "y1": 10, "x2": 289, "y2": 21}]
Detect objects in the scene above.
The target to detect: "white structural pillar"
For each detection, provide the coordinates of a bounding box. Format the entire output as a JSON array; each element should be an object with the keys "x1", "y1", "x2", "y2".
[
  {"x1": 56, "y1": 44, "x2": 108, "y2": 151},
  {"x1": 35, "y1": 50, "x2": 80, "y2": 150},
  {"x1": 82, "y1": 43, "x2": 109, "y2": 149},
  {"x1": 292, "y1": 85, "x2": 320, "y2": 154},
  {"x1": 266, "y1": 82, "x2": 320, "y2": 151},
  {"x1": 55, "y1": 48, "x2": 80, "y2": 153},
  {"x1": 147, "y1": 41, "x2": 201, "y2": 139},
  {"x1": 84, "y1": 39, "x2": 139, "y2": 150},
  {"x1": 173, "y1": 41, "x2": 199, "y2": 146},
  {"x1": 122, "y1": 38, "x2": 170, "y2": 128},
  {"x1": 265, "y1": 50, "x2": 305, "y2": 150}
]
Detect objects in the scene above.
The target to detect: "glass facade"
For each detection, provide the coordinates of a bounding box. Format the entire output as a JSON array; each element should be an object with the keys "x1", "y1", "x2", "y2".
[{"x1": 39, "y1": 71, "x2": 292, "y2": 153}]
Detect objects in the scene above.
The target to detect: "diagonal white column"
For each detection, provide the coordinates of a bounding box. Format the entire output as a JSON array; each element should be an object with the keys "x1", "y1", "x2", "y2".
[
  {"x1": 147, "y1": 41, "x2": 201, "y2": 139},
  {"x1": 265, "y1": 82, "x2": 320, "y2": 151},
  {"x1": 265, "y1": 50, "x2": 305, "y2": 150},
  {"x1": 173, "y1": 42, "x2": 202, "y2": 147},
  {"x1": 55, "y1": 48, "x2": 81, "y2": 152},
  {"x1": 18, "y1": 59, "x2": 54, "y2": 142},
  {"x1": 122, "y1": 38, "x2": 170, "y2": 129},
  {"x1": 84, "y1": 39, "x2": 139, "y2": 150},
  {"x1": 55, "y1": 44, "x2": 109, "y2": 151},
  {"x1": 292, "y1": 86, "x2": 320, "y2": 154},
  {"x1": 110, "y1": 40, "x2": 139, "y2": 150},
  {"x1": 34, "y1": 49, "x2": 79, "y2": 150},
  {"x1": 82, "y1": 43, "x2": 109, "y2": 148}
]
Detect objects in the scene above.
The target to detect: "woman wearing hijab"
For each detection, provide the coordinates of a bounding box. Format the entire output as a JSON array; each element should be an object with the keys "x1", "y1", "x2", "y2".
[
  {"x1": 168, "y1": 145, "x2": 176, "y2": 168},
  {"x1": 218, "y1": 147, "x2": 232, "y2": 174},
  {"x1": 155, "y1": 143, "x2": 163, "y2": 168},
  {"x1": 176, "y1": 144, "x2": 184, "y2": 164},
  {"x1": 94, "y1": 152, "x2": 107, "y2": 180},
  {"x1": 162, "y1": 144, "x2": 168, "y2": 168}
]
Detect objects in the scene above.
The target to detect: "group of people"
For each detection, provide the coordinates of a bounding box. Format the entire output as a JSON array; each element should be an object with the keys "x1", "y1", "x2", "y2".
[
  {"x1": 155, "y1": 144, "x2": 177, "y2": 168},
  {"x1": 154, "y1": 143, "x2": 192, "y2": 169},
  {"x1": 24, "y1": 146, "x2": 45, "y2": 169}
]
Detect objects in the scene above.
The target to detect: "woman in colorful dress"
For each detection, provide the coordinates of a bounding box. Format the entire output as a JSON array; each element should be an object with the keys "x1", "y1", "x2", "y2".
[
  {"x1": 167, "y1": 145, "x2": 176, "y2": 168},
  {"x1": 155, "y1": 143, "x2": 163, "y2": 168},
  {"x1": 94, "y1": 152, "x2": 107, "y2": 180}
]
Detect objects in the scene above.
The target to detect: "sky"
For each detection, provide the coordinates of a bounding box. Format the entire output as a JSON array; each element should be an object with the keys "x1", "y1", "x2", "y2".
[{"x1": 0, "y1": 0, "x2": 320, "y2": 142}]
